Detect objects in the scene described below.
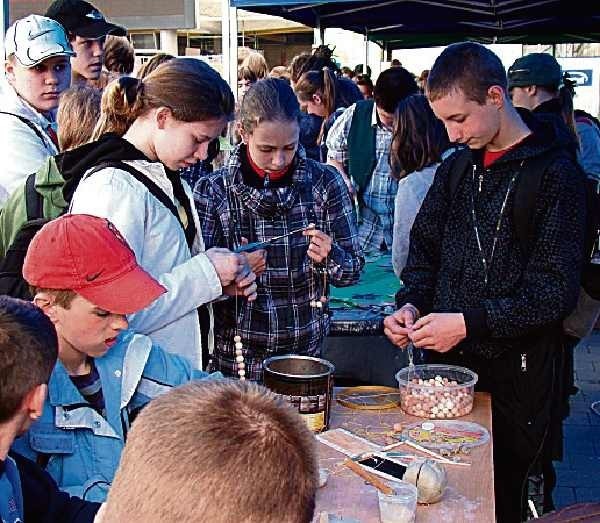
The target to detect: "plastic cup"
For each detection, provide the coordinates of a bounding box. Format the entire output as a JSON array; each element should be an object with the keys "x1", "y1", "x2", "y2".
[{"x1": 378, "y1": 481, "x2": 418, "y2": 523}]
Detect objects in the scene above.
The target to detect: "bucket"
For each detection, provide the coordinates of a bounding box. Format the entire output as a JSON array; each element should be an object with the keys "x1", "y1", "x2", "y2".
[{"x1": 263, "y1": 355, "x2": 335, "y2": 433}]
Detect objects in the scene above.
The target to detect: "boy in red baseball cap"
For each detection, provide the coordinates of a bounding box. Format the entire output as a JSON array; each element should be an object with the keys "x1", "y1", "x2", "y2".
[{"x1": 12, "y1": 213, "x2": 219, "y2": 503}]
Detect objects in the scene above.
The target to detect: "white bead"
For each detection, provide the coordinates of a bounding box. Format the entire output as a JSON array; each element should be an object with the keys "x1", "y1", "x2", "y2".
[
  {"x1": 310, "y1": 300, "x2": 317, "y2": 307},
  {"x1": 237, "y1": 362, "x2": 245, "y2": 370},
  {"x1": 316, "y1": 301, "x2": 323, "y2": 308},
  {"x1": 238, "y1": 369, "x2": 246, "y2": 377},
  {"x1": 235, "y1": 342, "x2": 243, "y2": 350},
  {"x1": 236, "y1": 355, "x2": 244, "y2": 363},
  {"x1": 239, "y1": 376, "x2": 246, "y2": 381},
  {"x1": 234, "y1": 335, "x2": 241, "y2": 343}
]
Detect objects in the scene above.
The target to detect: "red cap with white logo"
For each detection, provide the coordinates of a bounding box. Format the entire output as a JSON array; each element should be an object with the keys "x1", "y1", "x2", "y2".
[{"x1": 23, "y1": 214, "x2": 165, "y2": 315}]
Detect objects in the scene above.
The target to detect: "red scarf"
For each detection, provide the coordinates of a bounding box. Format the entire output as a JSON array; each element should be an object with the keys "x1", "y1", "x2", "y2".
[{"x1": 246, "y1": 147, "x2": 290, "y2": 181}]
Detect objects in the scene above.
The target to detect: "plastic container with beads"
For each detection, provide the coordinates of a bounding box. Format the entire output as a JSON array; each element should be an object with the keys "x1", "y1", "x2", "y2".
[{"x1": 395, "y1": 364, "x2": 478, "y2": 419}]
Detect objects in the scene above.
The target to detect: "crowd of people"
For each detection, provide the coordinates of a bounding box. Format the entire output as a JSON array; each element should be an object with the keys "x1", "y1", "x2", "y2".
[{"x1": 0, "y1": 1, "x2": 599, "y2": 522}]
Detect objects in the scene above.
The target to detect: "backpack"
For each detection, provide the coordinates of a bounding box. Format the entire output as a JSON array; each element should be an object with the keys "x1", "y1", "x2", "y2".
[
  {"x1": 447, "y1": 148, "x2": 600, "y2": 299},
  {"x1": 574, "y1": 109, "x2": 600, "y2": 132},
  {"x1": 0, "y1": 161, "x2": 192, "y2": 300}
]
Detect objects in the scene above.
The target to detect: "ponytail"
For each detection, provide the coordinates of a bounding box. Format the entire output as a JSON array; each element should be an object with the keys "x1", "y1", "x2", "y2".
[
  {"x1": 321, "y1": 67, "x2": 336, "y2": 119},
  {"x1": 91, "y1": 58, "x2": 235, "y2": 141},
  {"x1": 318, "y1": 67, "x2": 336, "y2": 144},
  {"x1": 559, "y1": 75, "x2": 579, "y2": 147},
  {"x1": 294, "y1": 66, "x2": 337, "y2": 144},
  {"x1": 91, "y1": 76, "x2": 144, "y2": 140}
]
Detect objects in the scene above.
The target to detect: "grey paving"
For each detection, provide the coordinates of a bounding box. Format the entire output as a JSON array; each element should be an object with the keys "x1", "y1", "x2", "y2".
[{"x1": 554, "y1": 331, "x2": 600, "y2": 508}]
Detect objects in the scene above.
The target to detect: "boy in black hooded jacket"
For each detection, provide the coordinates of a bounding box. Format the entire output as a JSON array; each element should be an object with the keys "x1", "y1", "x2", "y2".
[{"x1": 384, "y1": 43, "x2": 586, "y2": 523}]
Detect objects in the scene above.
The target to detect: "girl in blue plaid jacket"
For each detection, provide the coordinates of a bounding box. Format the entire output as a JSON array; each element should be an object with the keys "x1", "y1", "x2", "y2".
[{"x1": 194, "y1": 78, "x2": 364, "y2": 381}]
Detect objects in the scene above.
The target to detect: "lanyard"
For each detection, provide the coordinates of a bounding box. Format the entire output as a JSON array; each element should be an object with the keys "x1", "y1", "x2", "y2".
[{"x1": 470, "y1": 161, "x2": 523, "y2": 286}]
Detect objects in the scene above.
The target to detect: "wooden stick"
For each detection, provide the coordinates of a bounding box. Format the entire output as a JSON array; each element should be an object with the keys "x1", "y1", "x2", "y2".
[
  {"x1": 380, "y1": 440, "x2": 404, "y2": 452},
  {"x1": 402, "y1": 440, "x2": 470, "y2": 466},
  {"x1": 343, "y1": 459, "x2": 394, "y2": 495}
]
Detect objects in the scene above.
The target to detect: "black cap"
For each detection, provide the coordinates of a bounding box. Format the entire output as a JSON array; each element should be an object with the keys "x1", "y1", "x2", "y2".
[
  {"x1": 45, "y1": 0, "x2": 126, "y2": 39},
  {"x1": 507, "y1": 53, "x2": 562, "y2": 90}
]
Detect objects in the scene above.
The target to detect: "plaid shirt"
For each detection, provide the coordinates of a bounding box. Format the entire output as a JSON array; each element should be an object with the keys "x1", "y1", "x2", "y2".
[
  {"x1": 194, "y1": 145, "x2": 363, "y2": 381},
  {"x1": 326, "y1": 102, "x2": 398, "y2": 252}
]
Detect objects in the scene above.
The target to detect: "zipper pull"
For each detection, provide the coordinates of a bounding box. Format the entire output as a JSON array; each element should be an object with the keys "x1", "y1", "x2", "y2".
[
  {"x1": 521, "y1": 353, "x2": 527, "y2": 372},
  {"x1": 478, "y1": 171, "x2": 484, "y2": 193}
]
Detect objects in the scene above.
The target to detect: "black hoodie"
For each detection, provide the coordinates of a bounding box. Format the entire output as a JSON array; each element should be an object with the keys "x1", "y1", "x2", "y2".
[
  {"x1": 58, "y1": 133, "x2": 197, "y2": 245},
  {"x1": 5, "y1": 452, "x2": 99, "y2": 523},
  {"x1": 398, "y1": 107, "x2": 586, "y2": 378},
  {"x1": 58, "y1": 133, "x2": 149, "y2": 202}
]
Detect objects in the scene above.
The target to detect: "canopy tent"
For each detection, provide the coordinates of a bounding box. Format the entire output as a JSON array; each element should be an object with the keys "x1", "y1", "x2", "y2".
[{"x1": 228, "y1": 0, "x2": 600, "y2": 49}]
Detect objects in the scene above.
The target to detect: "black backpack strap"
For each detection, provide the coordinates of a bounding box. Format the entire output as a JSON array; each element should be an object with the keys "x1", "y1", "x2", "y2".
[
  {"x1": 24, "y1": 172, "x2": 44, "y2": 221},
  {"x1": 83, "y1": 161, "x2": 194, "y2": 248},
  {"x1": 512, "y1": 151, "x2": 563, "y2": 258},
  {"x1": 0, "y1": 111, "x2": 48, "y2": 147},
  {"x1": 446, "y1": 147, "x2": 472, "y2": 201}
]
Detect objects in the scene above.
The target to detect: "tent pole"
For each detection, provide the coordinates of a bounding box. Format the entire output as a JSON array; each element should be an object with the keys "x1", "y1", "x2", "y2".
[
  {"x1": 363, "y1": 29, "x2": 369, "y2": 76},
  {"x1": 314, "y1": 15, "x2": 324, "y2": 47},
  {"x1": 0, "y1": 0, "x2": 9, "y2": 58},
  {"x1": 221, "y1": 0, "x2": 238, "y2": 99},
  {"x1": 230, "y1": 4, "x2": 238, "y2": 96}
]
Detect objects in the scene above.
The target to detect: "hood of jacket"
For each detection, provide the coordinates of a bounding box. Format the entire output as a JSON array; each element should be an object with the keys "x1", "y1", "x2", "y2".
[
  {"x1": 471, "y1": 106, "x2": 578, "y2": 167},
  {"x1": 57, "y1": 133, "x2": 150, "y2": 201},
  {"x1": 532, "y1": 101, "x2": 579, "y2": 154},
  {"x1": 224, "y1": 143, "x2": 312, "y2": 218}
]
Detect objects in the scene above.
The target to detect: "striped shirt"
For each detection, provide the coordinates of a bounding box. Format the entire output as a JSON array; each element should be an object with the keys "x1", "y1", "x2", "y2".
[{"x1": 69, "y1": 361, "x2": 106, "y2": 418}]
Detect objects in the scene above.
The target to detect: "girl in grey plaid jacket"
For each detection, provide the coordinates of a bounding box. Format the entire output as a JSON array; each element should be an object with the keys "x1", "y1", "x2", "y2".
[{"x1": 194, "y1": 78, "x2": 364, "y2": 381}]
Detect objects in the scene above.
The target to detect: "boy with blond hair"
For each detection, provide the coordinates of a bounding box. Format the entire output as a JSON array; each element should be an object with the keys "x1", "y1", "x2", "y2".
[
  {"x1": 0, "y1": 296, "x2": 100, "y2": 522},
  {"x1": 0, "y1": 14, "x2": 74, "y2": 202},
  {"x1": 0, "y1": 85, "x2": 102, "y2": 259},
  {"x1": 13, "y1": 213, "x2": 219, "y2": 502},
  {"x1": 102, "y1": 380, "x2": 318, "y2": 523}
]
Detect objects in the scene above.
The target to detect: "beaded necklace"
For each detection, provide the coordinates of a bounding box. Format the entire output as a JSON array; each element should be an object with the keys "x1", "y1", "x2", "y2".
[
  {"x1": 234, "y1": 292, "x2": 246, "y2": 381},
  {"x1": 309, "y1": 255, "x2": 328, "y2": 309},
  {"x1": 469, "y1": 160, "x2": 523, "y2": 286}
]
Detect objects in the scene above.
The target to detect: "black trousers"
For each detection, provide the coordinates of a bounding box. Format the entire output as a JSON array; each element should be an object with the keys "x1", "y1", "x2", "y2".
[{"x1": 432, "y1": 332, "x2": 560, "y2": 523}]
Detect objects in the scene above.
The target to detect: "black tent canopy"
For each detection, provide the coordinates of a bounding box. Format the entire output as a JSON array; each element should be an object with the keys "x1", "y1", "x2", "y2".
[{"x1": 229, "y1": 0, "x2": 600, "y2": 49}]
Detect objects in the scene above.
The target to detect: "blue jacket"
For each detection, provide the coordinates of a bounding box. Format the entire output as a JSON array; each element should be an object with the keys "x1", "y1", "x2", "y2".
[
  {"x1": 0, "y1": 456, "x2": 22, "y2": 523},
  {"x1": 13, "y1": 329, "x2": 215, "y2": 502}
]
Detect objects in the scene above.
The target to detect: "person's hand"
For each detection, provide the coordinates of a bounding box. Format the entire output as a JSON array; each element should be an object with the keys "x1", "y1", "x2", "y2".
[
  {"x1": 223, "y1": 269, "x2": 258, "y2": 301},
  {"x1": 409, "y1": 313, "x2": 466, "y2": 353},
  {"x1": 205, "y1": 248, "x2": 246, "y2": 287},
  {"x1": 383, "y1": 304, "x2": 419, "y2": 348},
  {"x1": 303, "y1": 228, "x2": 332, "y2": 263},
  {"x1": 240, "y1": 237, "x2": 267, "y2": 277}
]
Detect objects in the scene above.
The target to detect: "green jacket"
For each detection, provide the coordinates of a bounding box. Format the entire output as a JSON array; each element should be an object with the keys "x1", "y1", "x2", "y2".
[{"x1": 0, "y1": 156, "x2": 66, "y2": 257}]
